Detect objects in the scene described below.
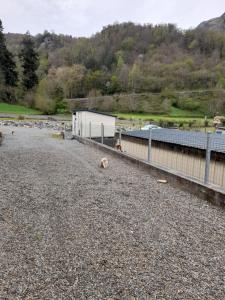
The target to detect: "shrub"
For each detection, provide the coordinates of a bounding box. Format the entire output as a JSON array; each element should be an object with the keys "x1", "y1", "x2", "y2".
[
  {"x1": 166, "y1": 121, "x2": 175, "y2": 128},
  {"x1": 177, "y1": 98, "x2": 200, "y2": 111},
  {"x1": 188, "y1": 121, "x2": 194, "y2": 128},
  {"x1": 158, "y1": 119, "x2": 166, "y2": 127}
]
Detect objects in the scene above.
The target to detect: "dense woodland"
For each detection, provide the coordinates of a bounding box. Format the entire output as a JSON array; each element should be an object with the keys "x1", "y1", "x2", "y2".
[{"x1": 2, "y1": 19, "x2": 225, "y2": 114}]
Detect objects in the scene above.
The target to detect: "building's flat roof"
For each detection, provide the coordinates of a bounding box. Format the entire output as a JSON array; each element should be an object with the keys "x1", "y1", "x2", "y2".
[
  {"x1": 73, "y1": 109, "x2": 116, "y2": 118},
  {"x1": 123, "y1": 129, "x2": 225, "y2": 153}
]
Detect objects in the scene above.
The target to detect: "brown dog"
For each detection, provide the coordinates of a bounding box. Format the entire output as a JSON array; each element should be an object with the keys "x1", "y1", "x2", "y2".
[{"x1": 115, "y1": 144, "x2": 122, "y2": 151}]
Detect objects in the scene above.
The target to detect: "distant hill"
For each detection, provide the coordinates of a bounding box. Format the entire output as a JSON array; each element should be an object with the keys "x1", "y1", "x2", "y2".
[
  {"x1": 198, "y1": 13, "x2": 225, "y2": 31},
  {"x1": 2, "y1": 19, "x2": 225, "y2": 115}
]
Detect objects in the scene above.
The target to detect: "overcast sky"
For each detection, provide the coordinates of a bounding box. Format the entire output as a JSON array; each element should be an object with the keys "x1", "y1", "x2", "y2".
[{"x1": 1, "y1": 0, "x2": 225, "y2": 37}]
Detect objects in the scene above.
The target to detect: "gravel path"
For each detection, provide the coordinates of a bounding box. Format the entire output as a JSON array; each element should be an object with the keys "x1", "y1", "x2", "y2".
[{"x1": 1, "y1": 127, "x2": 225, "y2": 299}]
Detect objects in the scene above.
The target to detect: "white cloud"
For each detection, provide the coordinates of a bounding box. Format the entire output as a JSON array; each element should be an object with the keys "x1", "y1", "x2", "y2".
[{"x1": 1, "y1": 0, "x2": 225, "y2": 36}]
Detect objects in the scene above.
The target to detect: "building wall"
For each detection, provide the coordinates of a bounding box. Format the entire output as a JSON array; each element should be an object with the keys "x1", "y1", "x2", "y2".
[
  {"x1": 121, "y1": 138, "x2": 225, "y2": 188},
  {"x1": 72, "y1": 111, "x2": 115, "y2": 138}
]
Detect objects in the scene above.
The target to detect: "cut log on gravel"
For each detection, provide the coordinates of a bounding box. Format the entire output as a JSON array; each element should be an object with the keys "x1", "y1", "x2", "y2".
[{"x1": 157, "y1": 179, "x2": 168, "y2": 183}]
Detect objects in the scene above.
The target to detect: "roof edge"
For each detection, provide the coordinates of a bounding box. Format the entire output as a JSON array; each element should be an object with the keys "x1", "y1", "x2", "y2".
[{"x1": 72, "y1": 109, "x2": 116, "y2": 118}]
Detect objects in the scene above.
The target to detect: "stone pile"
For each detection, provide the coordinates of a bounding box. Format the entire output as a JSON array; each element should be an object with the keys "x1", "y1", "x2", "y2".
[{"x1": 0, "y1": 120, "x2": 72, "y2": 131}]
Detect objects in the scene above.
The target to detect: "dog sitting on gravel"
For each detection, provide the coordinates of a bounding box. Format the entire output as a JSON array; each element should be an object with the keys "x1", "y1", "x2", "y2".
[{"x1": 100, "y1": 157, "x2": 109, "y2": 169}]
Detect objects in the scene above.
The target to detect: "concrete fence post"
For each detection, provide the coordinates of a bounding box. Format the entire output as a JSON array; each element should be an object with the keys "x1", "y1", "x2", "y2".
[
  {"x1": 204, "y1": 132, "x2": 212, "y2": 185},
  {"x1": 89, "y1": 122, "x2": 91, "y2": 139},
  {"x1": 101, "y1": 123, "x2": 104, "y2": 144},
  {"x1": 63, "y1": 123, "x2": 66, "y2": 139},
  {"x1": 148, "y1": 128, "x2": 152, "y2": 163}
]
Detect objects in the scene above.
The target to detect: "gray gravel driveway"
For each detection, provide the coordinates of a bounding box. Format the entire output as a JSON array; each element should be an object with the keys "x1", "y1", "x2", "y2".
[{"x1": 1, "y1": 127, "x2": 225, "y2": 299}]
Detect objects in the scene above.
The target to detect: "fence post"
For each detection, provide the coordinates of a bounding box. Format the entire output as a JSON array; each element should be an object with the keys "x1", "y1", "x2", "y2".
[
  {"x1": 80, "y1": 122, "x2": 83, "y2": 137},
  {"x1": 64, "y1": 123, "x2": 66, "y2": 139},
  {"x1": 148, "y1": 128, "x2": 152, "y2": 163},
  {"x1": 119, "y1": 127, "x2": 122, "y2": 146},
  {"x1": 204, "y1": 132, "x2": 212, "y2": 185},
  {"x1": 101, "y1": 123, "x2": 104, "y2": 144},
  {"x1": 89, "y1": 122, "x2": 91, "y2": 139}
]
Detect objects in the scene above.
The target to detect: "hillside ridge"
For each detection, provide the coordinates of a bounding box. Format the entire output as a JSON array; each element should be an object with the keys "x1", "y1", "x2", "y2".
[{"x1": 198, "y1": 12, "x2": 225, "y2": 31}]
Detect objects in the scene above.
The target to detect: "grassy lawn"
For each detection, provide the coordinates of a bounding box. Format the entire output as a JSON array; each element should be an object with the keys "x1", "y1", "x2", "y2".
[
  {"x1": 0, "y1": 103, "x2": 41, "y2": 115},
  {"x1": 116, "y1": 107, "x2": 210, "y2": 122},
  {"x1": 116, "y1": 107, "x2": 215, "y2": 129},
  {"x1": 169, "y1": 107, "x2": 204, "y2": 118}
]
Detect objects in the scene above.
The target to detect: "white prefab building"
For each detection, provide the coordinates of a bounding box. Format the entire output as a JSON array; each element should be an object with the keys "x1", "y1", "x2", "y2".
[{"x1": 72, "y1": 110, "x2": 116, "y2": 138}]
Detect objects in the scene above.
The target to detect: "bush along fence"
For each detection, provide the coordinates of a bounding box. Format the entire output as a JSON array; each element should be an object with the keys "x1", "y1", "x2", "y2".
[{"x1": 76, "y1": 122, "x2": 225, "y2": 190}]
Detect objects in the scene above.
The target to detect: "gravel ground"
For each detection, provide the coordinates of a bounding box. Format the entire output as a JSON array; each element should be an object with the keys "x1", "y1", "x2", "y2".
[{"x1": 1, "y1": 127, "x2": 225, "y2": 300}]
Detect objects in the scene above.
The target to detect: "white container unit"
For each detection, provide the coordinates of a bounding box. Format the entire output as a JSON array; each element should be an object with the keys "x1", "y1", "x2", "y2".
[{"x1": 72, "y1": 110, "x2": 116, "y2": 138}]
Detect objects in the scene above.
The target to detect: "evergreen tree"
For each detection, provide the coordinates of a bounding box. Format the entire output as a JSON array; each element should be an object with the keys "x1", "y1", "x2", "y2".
[
  {"x1": 19, "y1": 33, "x2": 39, "y2": 90},
  {"x1": 0, "y1": 19, "x2": 17, "y2": 87}
]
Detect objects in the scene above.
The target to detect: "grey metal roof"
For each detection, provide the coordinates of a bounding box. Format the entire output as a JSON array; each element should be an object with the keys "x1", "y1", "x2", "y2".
[
  {"x1": 72, "y1": 109, "x2": 116, "y2": 118},
  {"x1": 123, "y1": 129, "x2": 225, "y2": 154}
]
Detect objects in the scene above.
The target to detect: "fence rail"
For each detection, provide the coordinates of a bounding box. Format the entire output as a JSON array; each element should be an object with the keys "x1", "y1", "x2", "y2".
[{"x1": 77, "y1": 122, "x2": 225, "y2": 190}]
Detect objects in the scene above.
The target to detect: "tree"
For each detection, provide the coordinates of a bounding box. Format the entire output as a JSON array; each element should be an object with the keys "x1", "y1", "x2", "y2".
[
  {"x1": 19, "y1": 33, "x2": 39, "y2": 90},
  {"x1": 128, "y1": 62, "x2": 143, "y2": 92},
  {"x1": 0, "y1": 19, "x2": 17, "y2": 87},
  {"x1": 106, "y1": 75, "x2": 122, "y2": 94},
  {"x1": 35, "y1": 68, "x2": 64, "y2": 114},
  {"x1": 55, "y1": 64, "x2": 86, "y2": 98},
  {"x1": 85, "y1": 70, "x2": 108, "y2": 95}
]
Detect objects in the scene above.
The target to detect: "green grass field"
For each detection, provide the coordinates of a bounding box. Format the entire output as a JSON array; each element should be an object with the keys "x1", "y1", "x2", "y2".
[
  {"x1": 169, "y1": 107, "x2": 205, "y2": 118},
  {"x1": 116, "y1": 107, "x2": 214, "y2": 129},
  {"x1": 116, "y1": 107, "x2": 205, "y2": 120},
  {"x1": 0, "y1": 103, "x2": 41, "y2": 115},
  {"x1": 116, "y1": 107, "x2": 209, "y2": 122}
]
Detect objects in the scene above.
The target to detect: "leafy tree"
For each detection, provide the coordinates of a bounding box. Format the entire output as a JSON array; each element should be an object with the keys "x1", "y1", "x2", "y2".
[
  {"x1": 106, "y1": 75, "x2": 122, "y2": 94},
  {"x1": 19, "y1": 33, "x2": 39, "y2": 90},
  {"x1": 35, "y1": 68, "x2": 64, "y2": 114},
  {"x1": 85, "y1": 70, "x2": 108, "y2": 95},
  {"x1": 129, "y1": 62, "x2": 143, "y2": 92},
  {"x1": 56, "y1": 64, "x2": 86, "y2": 98},
  {"x1": 36, "y1": 54, "x2": 49, "y2": 79},
  {"x1": 0, "y1": 20, "x2": 17, "y2": 87}
]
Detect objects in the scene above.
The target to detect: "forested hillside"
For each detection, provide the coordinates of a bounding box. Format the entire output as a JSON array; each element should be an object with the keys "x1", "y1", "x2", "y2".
[{"x1": 2, "y1": 14, "x2": 225, "y2": 114}]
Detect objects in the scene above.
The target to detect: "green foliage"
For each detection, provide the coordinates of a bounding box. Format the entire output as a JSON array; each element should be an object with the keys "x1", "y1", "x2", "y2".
[
  {"x1": 56, "y1": 64, "x2": 86, "y2": 98},
  {"x1": 85, "y1": 70, "x2": 108, "y2": 94},
  {"x1": 35, "y1": 65, "x2": 83, "y2": 113},
  {"x1": 121, "y1": 37, "x2": 135, "y2": 51},
  {"x1": 37, "y1": 55, "x2": 49, "y2": 79},
  {"x1": 19, "y1": 33, "x2": 39, "y2": 90},
  {"x1": 35, "y1": 76, "x2": 58, "y2": 114},
  {"x1": 0, "y1": 19, "x2": 18, "y2": 102},
  {"x1": 0, "y1": 20, "x2": 18, "y2": 87},
  {"x1": 217, "y1": 77, "x2": 225, "y2": 88},
  {"x1": 177, "y1": 98, "x2": 200, "y2": 111},
  {"x1": 106, "y1": 75, "x2": 122, "y2": 94},
  {"x1": 2, "y1": 19, "x2": 225, "y2": 114}
]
